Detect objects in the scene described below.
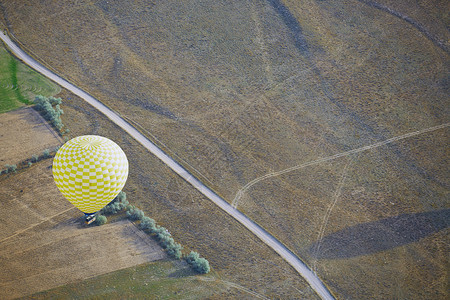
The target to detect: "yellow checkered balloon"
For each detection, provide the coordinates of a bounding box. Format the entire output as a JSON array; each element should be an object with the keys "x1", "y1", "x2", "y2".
[{"x1": 52, "y1": 135, "x2": 128, "y2": 214}]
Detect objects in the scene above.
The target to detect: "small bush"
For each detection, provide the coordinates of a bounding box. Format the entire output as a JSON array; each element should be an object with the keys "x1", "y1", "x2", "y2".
[
  {"x1": 43, "y1": 149, "x2": 50, "y2": 158},
  {"x1": 94, "y1": 214, "x2": 107, "y2": 226},
  {"x1": 32, "y1": 154, "x2": 39, "y2": 162},
  {"x1": 186, "y1": 251, "x2": 210, "y2": 274},
  {"x1": 27, "y1": 162, "x2": 32, "y2": 167},
  {"x1": 186, "y1": 251, "x2": 200, "y2": 264},
  {"x1": 193, "y1": 257, "x2": 210, "y2": 274}
]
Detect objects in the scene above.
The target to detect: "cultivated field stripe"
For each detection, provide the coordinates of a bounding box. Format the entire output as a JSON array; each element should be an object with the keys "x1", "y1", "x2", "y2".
[
  {"x1": 232, "y1": 122, "x2": 450, "y2": 208},
  {"x1": 0, "y1": 31, "x2": 334, "y2": 300}
]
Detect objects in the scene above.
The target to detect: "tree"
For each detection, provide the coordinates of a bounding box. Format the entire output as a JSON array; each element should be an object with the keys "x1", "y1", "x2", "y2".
[
  {"x1": 154, "y1": 226, "x2": 171, "y2": 238},
  {"x1": 43, "y1": 149, "x2": 50, "y2": 158},
  {"x1": 34, "y1": 95, "x2": 64, "y2": 132},
  {"x1": 100, "y1": 191, "x2": 129, "y2": 215},
  {"x1": 116, "y1": 191, "x2": 127, "y2": 203},
  {"x1": 166, "y1": 243, "x2": 182, "y2": 259},
  {"x1": 48, "y1": 96, "x2": 62, "y2": 105}
]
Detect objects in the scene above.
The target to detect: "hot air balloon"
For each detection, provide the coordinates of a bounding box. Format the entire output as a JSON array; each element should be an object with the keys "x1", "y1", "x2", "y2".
[{"x1": 52, "y1": 135, "x2": 129, "y2": 223}]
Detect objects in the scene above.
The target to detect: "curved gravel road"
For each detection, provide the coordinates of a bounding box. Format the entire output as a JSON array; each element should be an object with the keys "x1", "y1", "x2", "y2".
[{"x1": 0, "y1": 30, "x2": 334, "y2": 300}]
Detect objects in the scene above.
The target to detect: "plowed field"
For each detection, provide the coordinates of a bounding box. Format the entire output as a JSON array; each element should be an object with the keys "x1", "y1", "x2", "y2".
[
  {"x1": 0, "y1": 107, "x2": 62, "y2": 166},
  {"x1": 0, "y1": 162, "x2": 166, "y2": 299}
]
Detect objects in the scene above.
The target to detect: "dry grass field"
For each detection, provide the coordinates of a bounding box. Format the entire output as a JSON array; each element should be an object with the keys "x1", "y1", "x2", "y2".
[
  {"x1": 0, "y1": 0, "x2": 448, "y2": 298},
  {"x1": 0, "y1": 107, "x2": 62, "y2": 166}
]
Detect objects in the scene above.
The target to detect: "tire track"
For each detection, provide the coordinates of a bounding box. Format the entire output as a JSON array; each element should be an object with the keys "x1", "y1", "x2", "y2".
[
  {"x1": 220, "y1": 279, "x2": 271, "y2": 300},
  {"x1": 198, "y1": 277, "x2": 271, "y2": 300},
  {"x1": 249, "y1": 0, "x2": 274, "y2": 86},
  {"x1": 312, "y1": 155, "x2": 355, "y2": 272},
  {"x1": 232, "y1": 122, "x2": 449, "y2": 208}
]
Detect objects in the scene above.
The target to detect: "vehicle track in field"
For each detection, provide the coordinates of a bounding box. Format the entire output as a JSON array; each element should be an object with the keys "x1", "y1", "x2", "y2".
[
  {"x1": 0, "y1": 30, "x2": 335, "y2": 300},
  {"x1": 312, "y1": 155, "x2": 355, "y2": 272},
  {"x1": 232, "y1": 122, "x2": 449, "y2": 208}
]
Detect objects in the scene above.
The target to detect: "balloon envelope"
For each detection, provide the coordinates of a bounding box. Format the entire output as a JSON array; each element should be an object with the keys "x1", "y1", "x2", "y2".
[{"x1": 52, "y1": 135, "x2": 128, "y2": 214}]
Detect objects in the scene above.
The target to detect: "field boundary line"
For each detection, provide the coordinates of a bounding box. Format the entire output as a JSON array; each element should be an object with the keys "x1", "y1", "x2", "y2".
[{"x1": 232, "y1": 122, "x2": 449, "y2": 208}]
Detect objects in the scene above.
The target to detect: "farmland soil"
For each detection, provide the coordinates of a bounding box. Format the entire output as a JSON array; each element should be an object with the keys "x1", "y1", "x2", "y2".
[
  {"x1": 0, "y1": 107, "x2": 62, "y2": 166},
  {"x1": 0, "y1": 161, "x2": 166, "y2": 299}
]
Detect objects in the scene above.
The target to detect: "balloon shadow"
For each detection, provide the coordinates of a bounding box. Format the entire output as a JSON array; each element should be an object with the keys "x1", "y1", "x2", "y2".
[{"x1": 308, "y1": 209, "x2": 450, "y2": 259}]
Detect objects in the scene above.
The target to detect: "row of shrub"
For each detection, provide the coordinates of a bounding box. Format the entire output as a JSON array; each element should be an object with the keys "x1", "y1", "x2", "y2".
[
  {"x1": 95, "y1": 192, "x2": 210, "y2": 273},
  {"x1": 34, "y1": 95, "x2": 64, "y2": 131},
  {"x1": 3, "y1": 164, "x2": 17, "y2": 173},
  {"x1": 1, "y1": 146, "x2": 60, "y2": 175},
  {"x1": 138, "y1": 215, "x2": 183, "y2": 259}
]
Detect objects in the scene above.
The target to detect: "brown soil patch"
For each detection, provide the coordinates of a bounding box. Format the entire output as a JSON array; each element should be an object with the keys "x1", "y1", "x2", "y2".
[
  {"x1": 0, "y1": 161, "x2": 166, "y2": 300},
  {"x1": 0, "y1": 107, "x2": 63, "y2": 165}
]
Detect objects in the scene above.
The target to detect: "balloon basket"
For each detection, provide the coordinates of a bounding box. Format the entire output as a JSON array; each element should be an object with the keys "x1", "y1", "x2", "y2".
[{"x1": 85, "y1": 214, "x2": 96, "y2": 225}]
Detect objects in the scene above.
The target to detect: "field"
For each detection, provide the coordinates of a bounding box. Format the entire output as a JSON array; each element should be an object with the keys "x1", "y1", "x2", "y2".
[
  {"x1": 0, "y1": 107, "x2": 62, "y2": 166},
  {"x1": 0, "y1": 42, "x2": 60, "y2": 113},
  {"x1": 0, "y1": 127, "x2": 168, "y2": 299},
  {"x1": 0, "y1": 0, "x2": 448, "y2": 298},
  {"x1": 30, "y1": 260, "x2": 224, "y2": 300}
]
